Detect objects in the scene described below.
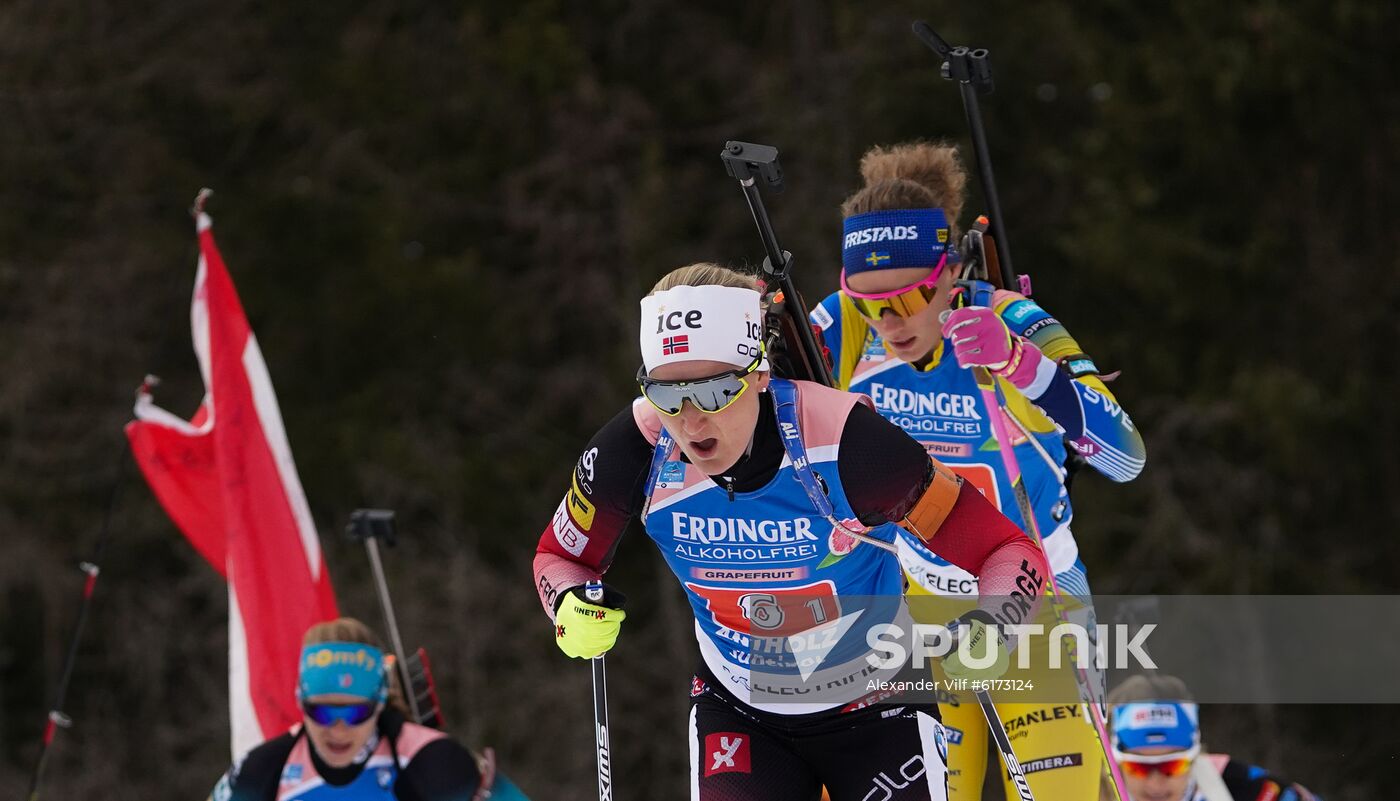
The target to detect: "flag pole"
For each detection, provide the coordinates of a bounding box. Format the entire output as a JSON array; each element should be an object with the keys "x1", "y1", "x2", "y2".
[
  {"x1": 127, "y1": 189, "x2": 342, "y2": 756},
  {"x1": 192, "y1": 187, "x2": 213, "y2": 216}
]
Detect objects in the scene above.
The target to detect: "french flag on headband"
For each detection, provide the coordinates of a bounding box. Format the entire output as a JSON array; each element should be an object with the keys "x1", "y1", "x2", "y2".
[
  {"x1": 1111, "y1": 702, "x2": 1200, "y2": 751},
  {"x1": 663, "y1": 334, "x2": 690, "y2": 355},
  {"x1": 125, "y1": 195, "x2": 338, "y2": 759}
]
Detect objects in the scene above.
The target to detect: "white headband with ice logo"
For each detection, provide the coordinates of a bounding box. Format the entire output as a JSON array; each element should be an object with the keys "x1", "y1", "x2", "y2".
[{"x1": 639, "y1": 285, "x2": 766, "y2": 374}]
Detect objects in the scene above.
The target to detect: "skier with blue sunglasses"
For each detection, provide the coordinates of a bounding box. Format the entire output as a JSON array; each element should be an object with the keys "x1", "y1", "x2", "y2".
[{"x1": 208, "y1": 618, "x2": 527, "y2": 801}]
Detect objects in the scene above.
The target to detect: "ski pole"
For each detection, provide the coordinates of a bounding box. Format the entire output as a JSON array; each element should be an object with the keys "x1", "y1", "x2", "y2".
[
  {"x1": 346, "y1": 509, "x2": 422, "y2": 724},
  {"x1": 585, "y1": 581, "x2": 614, "y2": 801},
  {"x1": 963, "y1": 348, "x2": 1130, "y2": 801},
  {"x1": 27, "y1": 432, "x2": 133, "y2": 801},
  {"x1": 975, "y1": 689, "x2": 1036, "y2": 801},
  {"x1": 953, "y1": 286, "x2": 1127, "y2": 797},
  {"x1": 1190, "y1": 756, "x2": 1235, "y2": 801}
]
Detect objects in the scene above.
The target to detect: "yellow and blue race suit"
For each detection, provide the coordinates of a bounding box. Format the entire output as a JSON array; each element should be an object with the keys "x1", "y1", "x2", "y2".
[{"x1": 813, "y1": 287, "x2": 1146, "y2": 801}]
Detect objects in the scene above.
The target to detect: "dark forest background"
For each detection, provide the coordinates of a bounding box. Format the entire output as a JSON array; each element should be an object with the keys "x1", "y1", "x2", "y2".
[{"x1": 2, "y1": 1, "x2": 1398, "y2": 798}]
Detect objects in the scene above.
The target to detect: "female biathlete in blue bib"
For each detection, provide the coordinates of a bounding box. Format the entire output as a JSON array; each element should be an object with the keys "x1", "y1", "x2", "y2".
[
  {"x1": 534, "y1": 263, "x2": 1050, "y2": 800},
  {"x1": 812, "y1": 142, "x2": 1147, "y2": 800},
  {"x1": 209, "y1": 618, "x2": 527, "y2": 801},
  {"x1": 1108, "y1": 675, "x2": 1321, "y2": 801}
]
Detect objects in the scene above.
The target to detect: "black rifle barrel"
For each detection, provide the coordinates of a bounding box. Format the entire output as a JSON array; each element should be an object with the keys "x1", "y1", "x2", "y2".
[
  {"x1": 722, "y1": 141, "x2": 835, "y2": 387},
  {"x1": 913, "y1": 22, "x2": 1017, "y2": 283},
  {"x1": 737, "y1": 180, "x2": 787, "y2": 280},
  {"x1": 347, "y1": 509, "x2": 423, "y2": 724},
  {"x1": 956, "y1": 79, "x2": 1015, "y2": 282}
]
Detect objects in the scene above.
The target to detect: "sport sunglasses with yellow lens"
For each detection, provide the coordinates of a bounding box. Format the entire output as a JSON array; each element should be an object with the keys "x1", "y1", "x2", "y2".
[
  {"x1": 839, "y1": 252, "x2": 950, "y2": 320},
  {"x1": 637, "y1": 353, "x2": 763, "y2": 416}
]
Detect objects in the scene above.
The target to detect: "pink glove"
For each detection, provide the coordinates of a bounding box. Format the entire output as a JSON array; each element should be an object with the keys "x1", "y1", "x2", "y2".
[{"x1": 941, "y1": 306, "x2": 1046, "y2": 390}]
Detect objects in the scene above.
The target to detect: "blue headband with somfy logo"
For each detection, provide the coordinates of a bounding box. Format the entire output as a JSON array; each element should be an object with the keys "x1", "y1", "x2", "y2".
[
  {"x1": 841, "y1": 208, "x2": 959, "y2": 276},
  {"x1": 297, "y1": 642, "x2": 389, "y2": 703}
]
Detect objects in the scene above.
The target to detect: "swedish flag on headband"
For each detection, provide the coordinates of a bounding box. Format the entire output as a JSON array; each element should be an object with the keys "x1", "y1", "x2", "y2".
[{"x1": 842, "y1": 207, "x2": 959, "y2": 276}]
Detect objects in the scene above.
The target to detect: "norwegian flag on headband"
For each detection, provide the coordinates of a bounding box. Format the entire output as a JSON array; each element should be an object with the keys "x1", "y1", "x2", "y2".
[
  {"x1": 662, "y1": 334, "x2": 689, "y2": 355},
  {"x1": 125, "y1": 199, "x2": 338, "y2": 758}
]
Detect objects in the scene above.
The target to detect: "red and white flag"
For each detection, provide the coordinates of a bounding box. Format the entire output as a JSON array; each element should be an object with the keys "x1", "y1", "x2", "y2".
[{"x1": 125, "y1": 204, "x2": 337, "y2": 758}]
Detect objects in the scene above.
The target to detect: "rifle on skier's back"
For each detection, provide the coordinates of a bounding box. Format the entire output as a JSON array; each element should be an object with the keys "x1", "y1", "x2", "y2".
[
  {"x1": 909, "y1": 22, "x2": 1026, "y2": 298},
  {"x1": 720, "y1": 141, "x2": 834, "y2": 387},
  {"x1": 347, "y1": 509, "x2": 446, "y2": 728}
]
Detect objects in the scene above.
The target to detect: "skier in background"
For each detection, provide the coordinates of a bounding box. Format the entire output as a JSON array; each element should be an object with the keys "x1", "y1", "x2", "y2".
[
  {"x1": 1108, "y1": 674, "x2": 1321, "y2": 801},
  {"x1": 813, "y1": 141, "x2": 1147, "y2": 800},
  {"x1": 208, "y1": 617, "x2": 527, "y2": 801}
]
